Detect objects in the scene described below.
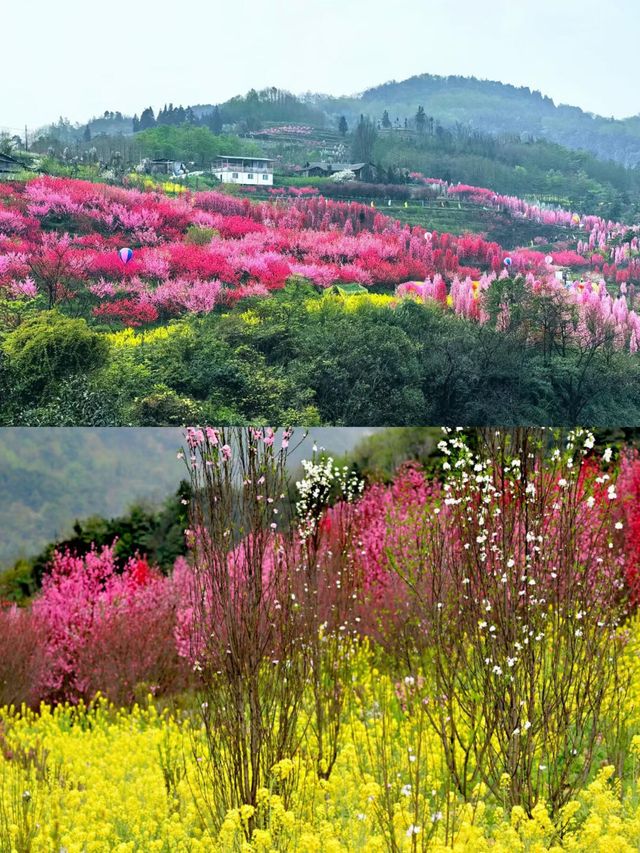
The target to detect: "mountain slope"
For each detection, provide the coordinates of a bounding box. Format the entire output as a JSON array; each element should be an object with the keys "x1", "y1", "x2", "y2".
[
  {"x1": 315, "y1": 74, "x2": 640, "y2": 167},
  {"x1": 0, "y1": 428, "x2": 377, "y2": 567},
  {"x1": 58, "y1": 75, "x2": 640, "y2": 168}
]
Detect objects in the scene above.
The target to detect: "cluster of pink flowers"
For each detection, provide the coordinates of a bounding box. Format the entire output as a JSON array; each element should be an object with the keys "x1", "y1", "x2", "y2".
[
  {"x1": 268, "y1": 186, "x2": 320, "y2": 197},
  {"x1": 0, "y1": 176, "x2": 516, "y2": 325},
  {"x1": 27, "y1": 545, "x2": 192, "y2": 704},
  {"x1": 397, "y1": 269, "x2": 640, "y2": 352},
  {"x1": 2, "y1": 174, "x2": 640, "y2": 338},
  {"x1": 412, "y1": 171, "x2": 640, "y2": 280},
  {"x1": 410, "y1": 171, "x2": 628, "y2": 237}
]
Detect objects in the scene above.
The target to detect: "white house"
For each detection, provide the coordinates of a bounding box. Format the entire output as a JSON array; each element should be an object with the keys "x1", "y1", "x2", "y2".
[{"x1": 213, "y1": 155, "x2": 274, "y2": 186}]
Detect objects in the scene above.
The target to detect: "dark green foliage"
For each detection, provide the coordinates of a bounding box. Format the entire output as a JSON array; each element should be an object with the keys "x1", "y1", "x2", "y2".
[
  {"x1": 2, "y1": 312, "x2": 109, "y2": 392},
  {"x1": 213, "y1": 87, "x2": 326, "y2": 127},
  {"x1": 325, "y1": 73, "x2": 640, "y2": 167},
  {"x1": 351, "y1": 114, "x2": 378, "y2": 164},
  {"x1": 207, "y1": 106, "x2": 223, "y2": 135},
  {"x1": 130, "y1": 385, "x2": 203, "y2": 426},
  {"x1": 133, "y1": 126, "x2": 256, "y2": 166},
  {"x1": 4, "y1": 290, "x2": 640, "y2": 427}
]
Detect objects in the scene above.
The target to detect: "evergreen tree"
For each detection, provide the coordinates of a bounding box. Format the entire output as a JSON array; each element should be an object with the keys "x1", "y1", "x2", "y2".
[
  {"x1": 139, "y1": 107, "x2": 156, "y2": 131},
  {"x1": 338, "y1": 115, "x2": 348, "y2": 137},
  {"x1": 208, "y1": 106, "x2": 223, "y2": 134},
  {"x1": 83, "y1": 125, "x2": 92, "y2": 142},
  {"x1": 415, "y1": 105, "x2": 426, "y2": 133},
  {"x1": 351, "y1": 114, "x2": 377, "y2": 163},
  {"x1": 381, "y1": 110, "x2": 391, "y2": 129}
]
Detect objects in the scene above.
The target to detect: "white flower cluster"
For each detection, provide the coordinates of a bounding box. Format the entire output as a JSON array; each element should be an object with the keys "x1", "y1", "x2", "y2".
[{"x1": 296, "y1": 455, "x2": 363, "y2": 538}]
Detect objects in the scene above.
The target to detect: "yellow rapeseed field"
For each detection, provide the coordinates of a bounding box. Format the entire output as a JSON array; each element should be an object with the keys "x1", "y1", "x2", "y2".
[{"x1": 3, "y1": 639, "x2": 640, "y2": 852}]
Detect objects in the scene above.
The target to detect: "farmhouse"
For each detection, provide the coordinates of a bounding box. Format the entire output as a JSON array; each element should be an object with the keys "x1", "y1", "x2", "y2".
[
  {"x1": 0, "y1": 152, "x2": 23, "y2": 176},
  {"x1": 143, "y1": 159, "x2": 188, "y2": 177},
  {"x1": 299, "y1": 161, "x2": 376, "y2": 180},
  {"x1": 213, "y1": 155, "x2": 274, "y2": 186}
]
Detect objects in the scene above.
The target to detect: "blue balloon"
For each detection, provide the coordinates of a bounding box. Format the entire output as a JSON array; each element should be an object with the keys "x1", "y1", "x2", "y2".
[
  {"x1": 118, "y1": 247, "x2": 133, "y2": 264},
  {"x1": 504, "y1": 257, "x2": 513, "y2": 267}
]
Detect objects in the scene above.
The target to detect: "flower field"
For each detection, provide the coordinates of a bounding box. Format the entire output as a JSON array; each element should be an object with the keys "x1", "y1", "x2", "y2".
[
  {"x1": 3, "y1": 175, "x2": 640, "y2": 424},
  {"x1": 4, "y1": 673, "x2": 640, "y2": 853},
  {"x1": 4, "y1": 428, "x2": 640, "y2": 850},
  {"x1": 1, "y1": 173, "x2": 640, "y2": 344}
]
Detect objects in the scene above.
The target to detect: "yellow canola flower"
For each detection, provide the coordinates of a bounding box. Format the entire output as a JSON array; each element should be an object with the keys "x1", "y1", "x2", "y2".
[
  {"x1": 4, "y1": 639, "x2": 640, "y2": 850},
  {"x1": 309, "y1": 293, "x2": 395, "y2": 313},
  {"x1": 107, "y1": 324, "x2": 186, "y2": 348}
]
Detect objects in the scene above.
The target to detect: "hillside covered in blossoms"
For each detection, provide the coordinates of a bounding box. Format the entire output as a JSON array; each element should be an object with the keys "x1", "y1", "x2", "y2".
[{"x1": 2, "y1": 175, "x2": 640, "y2": 424}]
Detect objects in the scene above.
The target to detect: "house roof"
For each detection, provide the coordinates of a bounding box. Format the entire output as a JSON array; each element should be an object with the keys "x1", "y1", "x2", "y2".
[
  {"x1": 215, "y1": 155, "x2": 275, "y2": 162},
  {"x1": 305, "y1": 162, "x2": 366, "y2": 171}
]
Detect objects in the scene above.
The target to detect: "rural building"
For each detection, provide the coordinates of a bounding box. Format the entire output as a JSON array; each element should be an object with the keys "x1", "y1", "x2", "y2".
[
  {"x1": 143, "y1": 159, "x2": 188, "y2": 177},
  {"x1": 0, "y1": 152, "x2": 24, "y2": 176},
  {"x1": 213, "y1": 155, "x2": 274, "y2": 186},
  {"x1": 299, "y1": 161, "x2": 376, "y2": 180}
]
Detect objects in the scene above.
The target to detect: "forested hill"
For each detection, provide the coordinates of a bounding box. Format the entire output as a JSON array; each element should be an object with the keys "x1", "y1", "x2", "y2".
[
  {"x1": 0, "y1": 429, "x2": 184, "y2": 566},
  {"x1": 60, "y1": 75, "x2": 640, "y2": 169},
  {"x1": 314, "y1": 74, "x2": 640, "y2": 167}
]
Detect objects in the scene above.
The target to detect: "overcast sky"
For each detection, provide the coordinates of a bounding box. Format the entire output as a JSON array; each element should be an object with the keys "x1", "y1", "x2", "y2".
[{"x1": 3, "y1": 0, "x2": 639, "y2": 132}]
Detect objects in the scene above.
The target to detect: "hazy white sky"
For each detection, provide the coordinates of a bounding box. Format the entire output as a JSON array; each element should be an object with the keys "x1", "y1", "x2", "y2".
[{"x1": 3, "y1": 0, "x2": 639, "y2": 132}]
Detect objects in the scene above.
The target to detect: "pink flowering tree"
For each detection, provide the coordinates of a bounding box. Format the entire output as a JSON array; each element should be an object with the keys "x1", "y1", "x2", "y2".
[{"x1": 32, "y1": 545, "x2": 187, "y2": 704}]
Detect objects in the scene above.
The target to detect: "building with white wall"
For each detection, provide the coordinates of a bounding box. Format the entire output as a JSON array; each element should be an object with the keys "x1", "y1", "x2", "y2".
[{"x1": 213, "y1": 155, "x2": 274, "y2": 186}]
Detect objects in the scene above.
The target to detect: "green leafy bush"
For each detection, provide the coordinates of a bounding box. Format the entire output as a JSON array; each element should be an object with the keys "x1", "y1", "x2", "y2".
[{"x1": 2, "y1": 312, "x2": 109, "y2": 391}]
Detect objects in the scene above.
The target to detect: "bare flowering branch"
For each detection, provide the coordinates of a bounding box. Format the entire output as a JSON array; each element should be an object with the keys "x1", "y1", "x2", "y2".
[
  {"x1": 387, "y1": 427, "x2": 631, "y2": 816},
  {"x1": 294, "y1": 449, "x2": 364, "y2": 778},
  {"x1": 180, "y1": 426, "x2": 309, "y2": 836}
]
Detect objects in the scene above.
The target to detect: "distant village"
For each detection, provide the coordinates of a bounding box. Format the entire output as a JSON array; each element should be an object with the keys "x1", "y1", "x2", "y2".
[{"x1": 138, "y1": 154, "x2": 383, "y2": 186}]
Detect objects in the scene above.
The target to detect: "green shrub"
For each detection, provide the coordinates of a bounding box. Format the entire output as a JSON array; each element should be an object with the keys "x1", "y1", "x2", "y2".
[
  {"x1": 129, "y1": 384, "x2": 201, "y2": 425},
  {"x1": 2, "y1": 312, "x2": 109, "y2": 391},
  {"x1": 184, "y1": 225, "x2": 218, "y2": 245}
]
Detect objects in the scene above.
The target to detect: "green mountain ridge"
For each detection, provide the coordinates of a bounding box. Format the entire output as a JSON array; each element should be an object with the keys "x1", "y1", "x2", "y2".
[
  {"x1": 43, "y1": 74, "x2": 640, "y2": 172},
  {"x1": 314, "y1": 74, "x2": 640, "y2": 166}
]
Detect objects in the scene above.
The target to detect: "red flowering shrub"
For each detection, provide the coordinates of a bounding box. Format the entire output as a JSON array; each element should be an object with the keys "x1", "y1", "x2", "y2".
[
  {"x1": 32, "y1": 547, "x2": 188, "y2": 704},
  {"x1": 616, "y1": 451, "x2": 640, "y2": 603},
  {"x1": 551, "y1": 250, "x2": 589, "y2": 268},
  {"x1": 93, "y1": 298, "x2": 159, "y2": 327},
  {"x1": 0, "y1": 606, "x2": 46, "y2": 708}
]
